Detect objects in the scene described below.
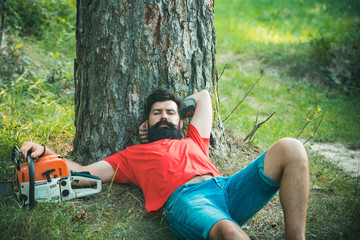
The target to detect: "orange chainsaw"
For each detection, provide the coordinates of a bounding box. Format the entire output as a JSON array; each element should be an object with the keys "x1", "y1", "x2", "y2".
[{"x1": 11, "y1": 146, "x2": 102, "y2": 208}]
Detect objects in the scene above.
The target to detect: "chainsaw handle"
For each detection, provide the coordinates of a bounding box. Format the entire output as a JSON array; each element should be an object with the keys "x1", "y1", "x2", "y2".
[
  {"x1": 11, "y1": 146, "x2": 21, "y2": 171},
  {"x1": 27, "y1": 151, "x2": 36, "y2": 208},
  {"x1": 70, "y1": 175, "x2": 102, "y2": 198}
]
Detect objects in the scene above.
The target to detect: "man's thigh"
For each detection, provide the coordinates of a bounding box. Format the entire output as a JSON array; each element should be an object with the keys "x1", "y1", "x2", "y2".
[{"x1": 225, "y1": 151, "x2": 280, "y2": 226}]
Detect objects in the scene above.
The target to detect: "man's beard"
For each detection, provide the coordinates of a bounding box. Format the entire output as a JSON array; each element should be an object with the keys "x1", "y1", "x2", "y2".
[{"x1": 147, "y1": 120, "x2": 183, "y2": 143}]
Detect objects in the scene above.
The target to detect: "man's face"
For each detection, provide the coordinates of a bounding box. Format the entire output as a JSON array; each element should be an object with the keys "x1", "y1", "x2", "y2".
[
  {"x1": 146, "y1": 101, "x2": 183, "y2": 142},
  {"x1": 147, "y1": 100, "x2": 183, "y2": 129}
]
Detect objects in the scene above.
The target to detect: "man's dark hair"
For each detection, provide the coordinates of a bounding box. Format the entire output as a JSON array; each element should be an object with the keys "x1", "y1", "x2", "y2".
[{"x1": 145, "y1": 89, "x2": 183, "y2": 120}]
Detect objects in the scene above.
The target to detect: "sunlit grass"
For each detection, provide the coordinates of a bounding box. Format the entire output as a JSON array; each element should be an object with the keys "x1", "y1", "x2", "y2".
[
  {"x1": 215, "y1": 0, "x2": 360, "y2": 148},
  {"x1": 215, "y1": 0, "x2": 360, "y2": 53},
  {"x1": 225, "y1": 19, "x2": 312, "y2": 45}
]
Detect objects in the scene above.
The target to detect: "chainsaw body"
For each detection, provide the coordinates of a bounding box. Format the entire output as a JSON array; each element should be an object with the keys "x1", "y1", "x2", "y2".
[{"x1": 13, "y1": 148, "x2": 101, "y2": 207}]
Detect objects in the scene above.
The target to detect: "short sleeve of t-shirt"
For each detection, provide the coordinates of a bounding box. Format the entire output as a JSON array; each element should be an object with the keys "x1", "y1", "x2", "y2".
[
  {"x1": 102, "y1": 149, "x2": 135, "y2": 184},
  {"x1": 186, "y1": 124, "x2": 210, "y2": 157}
]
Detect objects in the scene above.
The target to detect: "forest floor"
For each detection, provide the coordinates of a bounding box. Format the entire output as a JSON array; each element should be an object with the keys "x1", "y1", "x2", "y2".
[
  {"x1": 2, "y1": 0, "x2": 360, "y2": 239},
  {"x1": 308, "y1": 141, "x2": 360, "y2": 178}
]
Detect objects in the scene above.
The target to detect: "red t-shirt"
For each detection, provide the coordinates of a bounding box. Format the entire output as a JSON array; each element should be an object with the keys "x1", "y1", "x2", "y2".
[{"x1": 103, "y1": 124, "x2": 222, "y2": 214}]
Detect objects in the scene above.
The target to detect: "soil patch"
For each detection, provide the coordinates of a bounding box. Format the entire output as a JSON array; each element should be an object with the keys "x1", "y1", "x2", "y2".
[{"x1": 308, "y1": 142, "x2": 360, "y2": 178}]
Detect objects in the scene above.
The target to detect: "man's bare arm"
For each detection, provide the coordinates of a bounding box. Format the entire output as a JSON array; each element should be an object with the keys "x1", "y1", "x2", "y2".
[
  {"x1": 183, "y1": 90, "x2": 212, "y2": 138},
  {"x1": 20, "y1": 142, "x2": 115, "y2": 184}
]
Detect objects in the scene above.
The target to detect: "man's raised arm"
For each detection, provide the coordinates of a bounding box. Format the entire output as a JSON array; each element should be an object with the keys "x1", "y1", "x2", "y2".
[{"x1": 182, "y1": 90, "x2": 213, "y2": 138}]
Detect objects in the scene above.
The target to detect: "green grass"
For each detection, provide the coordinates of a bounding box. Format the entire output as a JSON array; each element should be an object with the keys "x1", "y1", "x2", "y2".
[
  {"x1": 0, "y1": 39, "x2": 75, "y2": 181},
  {"x1": 215, "y1": 0, "x2": 360, "y2": 93},
  {"x1": 216, "y1": 0, "x2": 360, "y2": 148},
  {"x1": 215, "y1": 0, "x2": 360, "y2": 53},
  {"x1": 1, "y1": 0, "x2": 360, "y2": 239},
  {"x1": 218, "y1": 62, "x2": 360, "y2": 147},
  {"x1": 0, "y1": 184, "x2": 175, "y2": 239}
]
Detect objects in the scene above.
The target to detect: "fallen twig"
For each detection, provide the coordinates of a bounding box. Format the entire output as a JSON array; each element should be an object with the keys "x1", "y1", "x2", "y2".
[
  {"x1": 244, "y1": 111, "x2": 276, "y2": 143},
  {"x1": 222, "y1": 73, "x2": 263, "y2": 123}
]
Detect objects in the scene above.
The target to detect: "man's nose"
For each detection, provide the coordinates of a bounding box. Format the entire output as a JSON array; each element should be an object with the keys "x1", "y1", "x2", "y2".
[{"x1": 160, "y1": 112, "x2": 168, "y2": 120}]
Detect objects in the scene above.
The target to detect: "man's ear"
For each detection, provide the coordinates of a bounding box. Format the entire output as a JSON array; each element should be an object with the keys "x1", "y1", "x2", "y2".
[{"x1": 180, "y1": 120, "x2": 183, "y2": 129}]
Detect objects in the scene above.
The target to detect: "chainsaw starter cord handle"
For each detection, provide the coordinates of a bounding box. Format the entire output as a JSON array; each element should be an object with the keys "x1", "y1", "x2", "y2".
[{"x1": 27, "y1": 151, "x2": 36, "y2": 208}]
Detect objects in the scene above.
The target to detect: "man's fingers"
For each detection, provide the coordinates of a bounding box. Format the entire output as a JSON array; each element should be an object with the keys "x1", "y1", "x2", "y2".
[
  {"x1": 139, "y1": 129, "x2": 148, "y2": 136},
  {"x1": 20, "y1": 142, "x2": 42, "y2": 160},
  {"x1": 31, "y1": 148, "x2": 43, "y2": 158},
  {"x1": 20, "y1": 143, "x2": 32, "y2": 159},
  {"x1": 139, "y1": 133, "x2": 149, "y2": 143},
  {"x1": 139, "y1": 121, "x2": 149, "y2": 144}
]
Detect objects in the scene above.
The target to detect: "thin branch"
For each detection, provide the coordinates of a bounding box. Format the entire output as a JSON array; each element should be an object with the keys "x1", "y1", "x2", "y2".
[
  {"x1": 255, "y1": 111, "x2": 260, "y2": 124},
  {"x1": 297, "y1": 109, "x2": 319, "y2": 139},
  {"x1": 244, "y1": 111, "x2": 276, "y2": 143},
  {"x1": 217, "y1": 63, "x2": 228, "y2": 81},
  {"x1": 297, "y1": 119, "x2": 311, "y2": 139},
  {"x1": 222, "y1": 73, "x2": 263, "y2": 123},
  {"x1": 304, "y1": 110, "x2": 325, "y2": 145}
]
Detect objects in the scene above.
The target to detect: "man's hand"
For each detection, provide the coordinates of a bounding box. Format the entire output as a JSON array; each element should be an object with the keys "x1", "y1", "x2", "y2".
[
  {"x1": 139, "y1": 121, "x2": 149, "y2": 144},
  {"x1": 20, "y1": 142, "x2": 49, "y2": 160}
]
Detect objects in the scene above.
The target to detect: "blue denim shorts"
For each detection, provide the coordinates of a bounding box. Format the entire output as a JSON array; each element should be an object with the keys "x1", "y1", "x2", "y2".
[{"x1": 163, "y1": 151, "x2": 280, "y2": 240}]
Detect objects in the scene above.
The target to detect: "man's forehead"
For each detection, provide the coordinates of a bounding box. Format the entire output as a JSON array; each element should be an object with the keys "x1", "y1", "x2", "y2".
[{"x1": 151, "y1": 100, "x2": 178, "y2": 111}]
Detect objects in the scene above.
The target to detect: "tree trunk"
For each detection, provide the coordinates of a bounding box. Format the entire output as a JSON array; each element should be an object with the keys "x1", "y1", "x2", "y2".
[{"x1": 73, "y1": 0, "x2": 227, "y2": 164}]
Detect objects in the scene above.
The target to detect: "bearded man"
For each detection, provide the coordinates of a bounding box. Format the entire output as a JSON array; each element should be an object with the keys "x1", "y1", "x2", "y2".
[{"x1": 21, "y1": 89, "x2": 309, "y2": 240}]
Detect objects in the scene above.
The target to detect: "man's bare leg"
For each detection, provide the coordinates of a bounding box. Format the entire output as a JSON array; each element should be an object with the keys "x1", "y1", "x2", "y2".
[
  {"x1": 208, "y1": 138, "x2": 308, "y2": 240},
  {"x1": 264, "y1": 138, "x2": 309, "y2": 240},
  {"x1": 208, "y1": 219, "x2": 250, "y2": 240}
]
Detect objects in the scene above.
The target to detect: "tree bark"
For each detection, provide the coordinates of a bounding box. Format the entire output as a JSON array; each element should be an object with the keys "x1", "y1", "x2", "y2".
[{"x1": 73, "y1": 0, "x2": 227, "y2": 164}]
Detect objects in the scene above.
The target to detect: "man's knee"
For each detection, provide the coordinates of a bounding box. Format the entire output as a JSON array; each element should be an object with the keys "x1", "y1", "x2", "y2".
[
  {"x1": 208, "y1": 220, "x2": 249, "y2": 240},
  {"x1": 264, "y1": 138, "x2": 308, "y2": 180},
  {"x1": 272, "y1": 138, "x2": 308, "y2": 164}
]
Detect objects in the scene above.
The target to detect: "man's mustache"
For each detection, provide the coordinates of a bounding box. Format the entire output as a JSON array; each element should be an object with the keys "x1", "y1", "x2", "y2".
[{"x1": 151, "y1": 120, "x2": 177, "y2": 129}]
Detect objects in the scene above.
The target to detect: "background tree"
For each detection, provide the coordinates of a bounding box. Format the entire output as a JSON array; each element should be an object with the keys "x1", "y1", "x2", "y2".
[{"x1": 73, "y1": 0, "x2": 227, "y2": 164}]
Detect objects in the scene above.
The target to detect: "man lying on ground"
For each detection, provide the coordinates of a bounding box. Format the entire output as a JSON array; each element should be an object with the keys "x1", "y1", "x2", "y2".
[{"x1": 21, "y1": 89, "x2": 309, "y2": 240}]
